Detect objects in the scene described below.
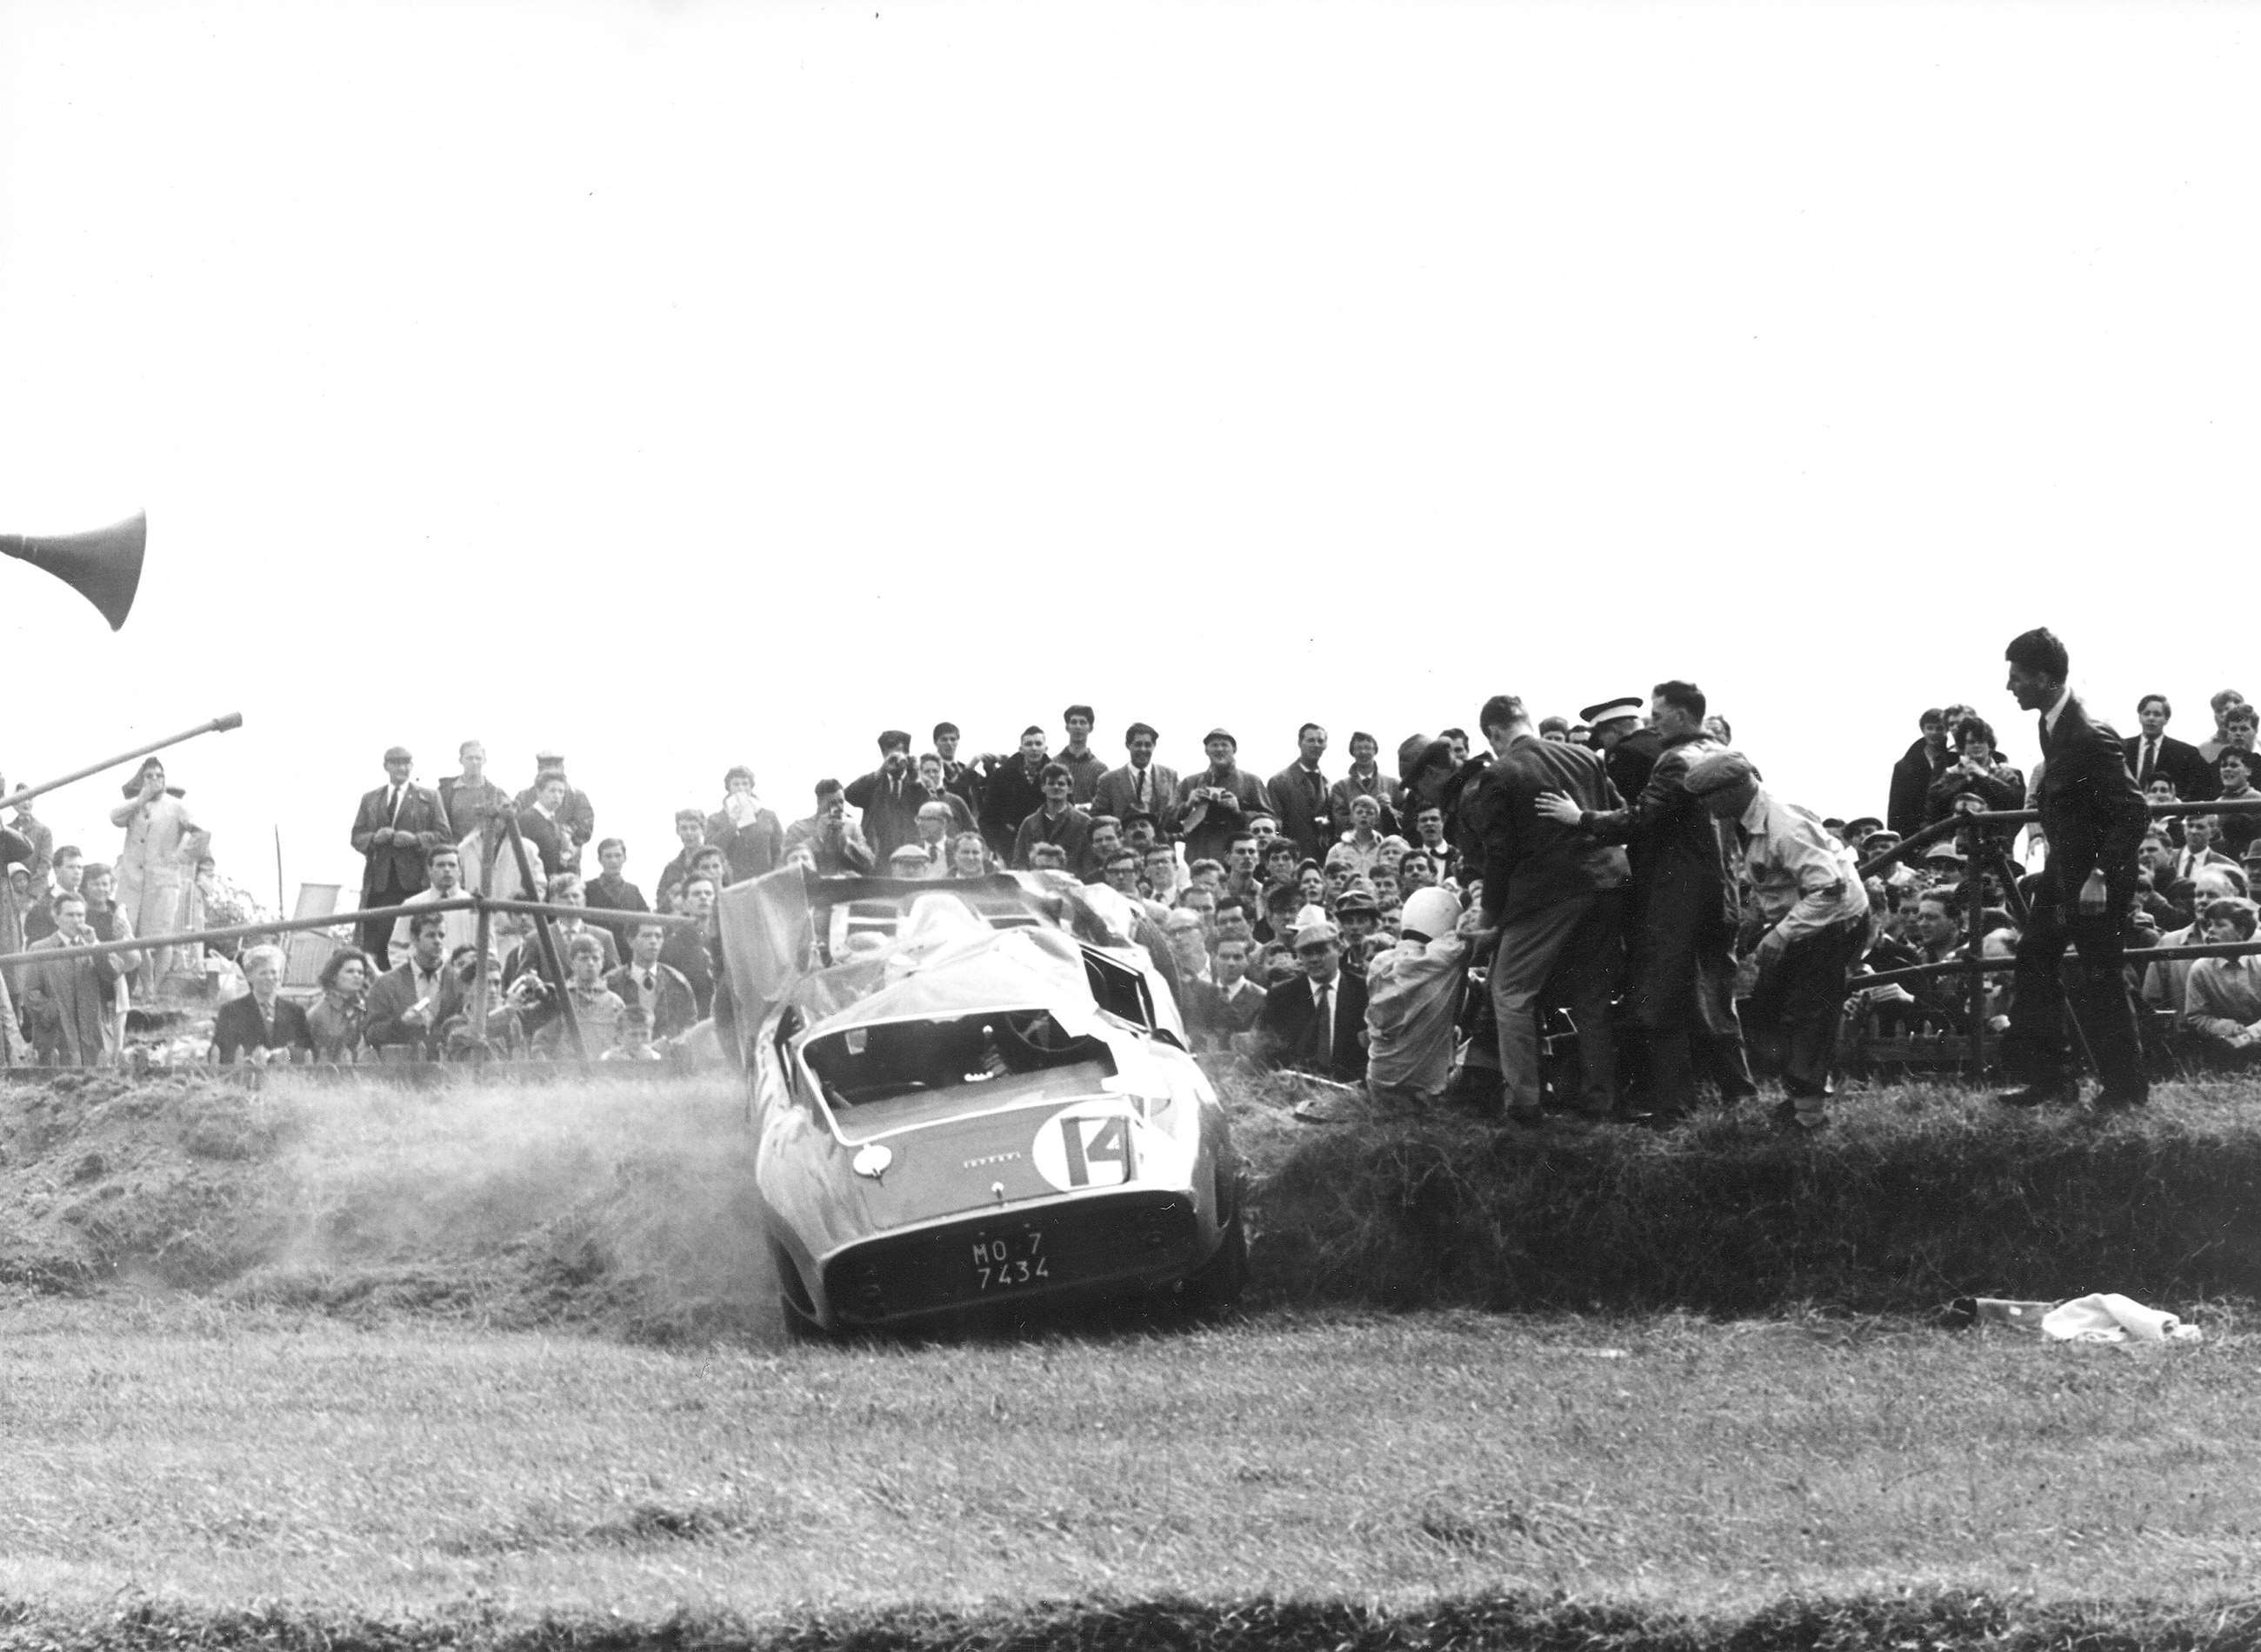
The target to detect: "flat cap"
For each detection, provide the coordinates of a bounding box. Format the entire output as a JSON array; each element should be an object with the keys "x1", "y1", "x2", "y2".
[
  {"x1": 384, "y1": 745, "x2": 412, "y2": 764},
  {"x1": 1683, "y1": 749, "x2": 1759, "y2": 798},
  {"x1": 1204, "y1": 727, "x2": 1237, "y2": 748}
]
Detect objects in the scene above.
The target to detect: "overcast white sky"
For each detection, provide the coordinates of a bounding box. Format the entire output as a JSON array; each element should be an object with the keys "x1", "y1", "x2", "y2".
[{"x1": 4, "y1": 1, "x2": 2256, "y2": 903}]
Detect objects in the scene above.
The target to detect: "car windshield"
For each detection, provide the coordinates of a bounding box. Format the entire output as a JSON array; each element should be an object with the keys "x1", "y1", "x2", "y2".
[{"x1": 802, "y1": 1009, "x2": 1116, "y2": 1109}]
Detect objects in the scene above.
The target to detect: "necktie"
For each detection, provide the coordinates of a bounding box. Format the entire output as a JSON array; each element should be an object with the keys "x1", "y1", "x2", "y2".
[
  {"x1": 1303, "y1": 983, "x2": 1332, "y2": 1065},
  {"x1": 2142, "y1": 739, "x2": 2158, "y2": 785},
  {"x1": 388, "y1": 785, "x2": 403, "y2": 824},
  {"x1": 2037, "y1": 715, "x2": 2051, "y2": 757},
  {"x1": 1136, "y1": 769, "x2": 1149, "y2": 810}
]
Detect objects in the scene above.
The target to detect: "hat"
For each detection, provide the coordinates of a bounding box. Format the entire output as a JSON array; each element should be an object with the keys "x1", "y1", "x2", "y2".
[
  {"x1": 1292, "y1": 901, "x2": 1331, "y2": 934},
  {"x1": 121, "y1": 757, "x2": 188, "y2": 800},
  {"x1": 1333, "y1": 887, "x2": 1380, "y2": 916},
  {"x1": 1400, "y1": 886, "x2": 1461, "y2": 941},
  {"x1": 1292, "y1": 916, "x2": 1340, "y2": 949},
  {"x1": 1121, "y1": 809, "x2": 1158, "y2": 829},
  {"x1": 1683, "y1": 749, "x2": 1759, "y2": 798},
  {"x1": 1862, "y1": 828, "x2": 1904, "y2": 850},
  {"x1": 1845, "y1": 816, "x2": 1884, "y2": 840},
  {"x1": 384, "y1": 745, "x2": 412, "y2": 764},
  {"x1": 1924, "y1": 840, "x2": 1966, "y2": 863},
  {"x1": 1204, "y1": 727, "x2": 1237, "y2": 749},
  {"x1": 1579, "y1": 696, "x2": 1644, "y2": 726}
]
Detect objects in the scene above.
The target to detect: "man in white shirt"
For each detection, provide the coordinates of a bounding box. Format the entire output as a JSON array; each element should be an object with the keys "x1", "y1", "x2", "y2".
[{"x1": 390, "y1": 845, "x2": 477, "y2": 962}]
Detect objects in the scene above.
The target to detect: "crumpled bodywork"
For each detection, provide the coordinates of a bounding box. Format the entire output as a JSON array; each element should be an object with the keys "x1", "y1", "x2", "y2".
[{"x1": 718, "y1": 869, "x2": 1238, "y2": 1331}]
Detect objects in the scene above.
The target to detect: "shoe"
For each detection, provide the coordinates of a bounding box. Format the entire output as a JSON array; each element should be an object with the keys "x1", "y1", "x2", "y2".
[{"x1": 1994, "y1": 1079, "x2": 2080, "y2": 1109}]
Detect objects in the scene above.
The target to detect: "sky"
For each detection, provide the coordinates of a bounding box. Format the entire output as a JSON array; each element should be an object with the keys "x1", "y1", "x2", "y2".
[{"x1": 3, "y1": 0, "x2": 2257, "y2": 905}]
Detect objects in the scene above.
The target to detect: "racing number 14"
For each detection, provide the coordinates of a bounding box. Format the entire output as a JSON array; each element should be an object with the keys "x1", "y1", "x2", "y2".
[{"x1": 1059, "y1": 1114, "x2": 1137, "y2": 1188}]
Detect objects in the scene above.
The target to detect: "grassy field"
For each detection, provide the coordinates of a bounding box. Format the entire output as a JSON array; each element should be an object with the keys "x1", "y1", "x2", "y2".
[
  {"x1": 5, "y1": 1069, "x2": 2261, "y2": 1648},
  {"x1": 2, "y1": 1290, "x2": 2255, "y2": 1622}
]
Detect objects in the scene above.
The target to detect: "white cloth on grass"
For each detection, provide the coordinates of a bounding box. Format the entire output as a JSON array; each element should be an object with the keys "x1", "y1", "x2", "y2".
[{"x1": 2039, "y1": 1292, "x2": 2203, "y2": 1344}]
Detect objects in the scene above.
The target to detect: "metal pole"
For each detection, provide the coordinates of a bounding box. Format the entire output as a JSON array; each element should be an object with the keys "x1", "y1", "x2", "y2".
[
  {"x1": 0, "y1": 713, "x2": 244, "y2": 813},
  {"x1": 467, "y1": 897, "x2": 495, "y2": 1067},
  {"x1": 502, "y1": 813, "x2": 585, "y2": 1061}
]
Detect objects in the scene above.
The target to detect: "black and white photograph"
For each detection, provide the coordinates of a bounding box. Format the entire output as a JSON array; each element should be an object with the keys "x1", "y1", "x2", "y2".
[{"x1": 3, "y1": 3, "x2": 2256, "y2": 1647}]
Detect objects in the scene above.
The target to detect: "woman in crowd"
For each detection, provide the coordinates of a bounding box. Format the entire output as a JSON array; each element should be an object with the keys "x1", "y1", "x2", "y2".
[
  {"x1": 309, "y1": 946, "x2": 373, "y2": 1062},
  {"x1": 707, "y1": 766, "x2": 784, "y2": 883}
]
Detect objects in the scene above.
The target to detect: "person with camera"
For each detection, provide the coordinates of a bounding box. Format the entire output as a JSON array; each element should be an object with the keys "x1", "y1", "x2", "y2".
[
  {"x1": 366, "y1": 911, "x2": 452, "y2": 1060},
  {"x1": 844, "y1": 731, "x2": 927, "y2": 862},
  {"x1": 1169, "y1": 729, "x2": 1276, "y2": 868}
]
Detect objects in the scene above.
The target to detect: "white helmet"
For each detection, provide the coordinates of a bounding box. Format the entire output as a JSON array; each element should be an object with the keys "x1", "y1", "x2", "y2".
[{"x1": 1400, "y1": 887, "x2": 1462, "y2": 942}]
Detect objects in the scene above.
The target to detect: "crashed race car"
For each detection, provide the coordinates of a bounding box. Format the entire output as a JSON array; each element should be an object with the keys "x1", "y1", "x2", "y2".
[{"x1": 715, "y1": 869, "x2": 1246, "y2": 1335}]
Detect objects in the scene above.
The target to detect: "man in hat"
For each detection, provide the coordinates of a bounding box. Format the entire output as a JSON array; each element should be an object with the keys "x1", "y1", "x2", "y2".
[
  {"x1": 1257, "y1": 915, "x2": 1367, "y2": 1082},
  {"x1": 351, "y1": 747, "x2": 454, "y2": 969},
  {"x1": 511, "y1": 752, "x2": 595, "y2": 874},
  {"x1": 1997, "y1": 626, "x2": 2151, "y2": 1110},
  {"x1": 1684, "y1": 749, "x2": 1869, "y2": 1129},
  {"x1": 1267, "y1": 723, "x2": 1334, "y2": 862},
  {"x1": 1471, "y1": 693, "x2": 1631, "y2": 1125},
  {"x1": 977, "y1": 726, "x2": 1052, "y2": 863},
  {"x1": 1537, "y1": 679, "x2": 1755, "y2": 1122},
  {"x1": 845, "y1": 730, "x2": 925, "y2": 861},
  {"x1": 1092, "y1": 723, "x2": 1179, "y2": 830},
  {"x1": 1170, "y1": 729, "x2": 1275, "y2": 869},
  {"x1": 1582, "y1": 696, "x2": 1663, "y2": 805}
]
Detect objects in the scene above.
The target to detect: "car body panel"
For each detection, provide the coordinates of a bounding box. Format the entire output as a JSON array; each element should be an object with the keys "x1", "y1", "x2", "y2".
[{"x1": 720, "y1": 869, "x2": 1237, "y2": 1331}]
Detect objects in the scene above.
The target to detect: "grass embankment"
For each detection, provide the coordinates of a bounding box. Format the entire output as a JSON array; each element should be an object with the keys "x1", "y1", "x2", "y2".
[
  {"x1": 1257, "y1": 1076, "x2": 2261, "y2": 1316},
  {"x1": 7, "y1": 1068, "x2": 2260, "y2": 1328},
  {"x1": 1, "y1": 1296, "x2": 2255, "y2": 1619},
  {"x1": 0, "y1": 1070, "x2": 771, "y2": 1341}
]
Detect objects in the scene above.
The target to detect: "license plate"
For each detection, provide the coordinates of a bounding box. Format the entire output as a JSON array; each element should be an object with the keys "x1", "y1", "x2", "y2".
[{"x1": 968, "y1": 1228, "x2": 1052, "y2": 1293}]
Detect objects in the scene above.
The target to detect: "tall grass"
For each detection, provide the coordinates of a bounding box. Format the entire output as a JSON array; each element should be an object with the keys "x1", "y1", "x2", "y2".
[{"x1": 1244, "y1": 1076, "x2": 2261, "y2": 1315}]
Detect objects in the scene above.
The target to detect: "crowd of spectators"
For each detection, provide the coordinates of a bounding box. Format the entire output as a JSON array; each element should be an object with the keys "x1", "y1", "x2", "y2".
[{"x1": 5, "y1": 679, "x2": 2256, "y2": 1115}]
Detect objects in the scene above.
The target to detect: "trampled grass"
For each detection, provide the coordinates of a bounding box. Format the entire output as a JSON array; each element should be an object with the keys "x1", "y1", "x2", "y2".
[{"x1": 2, "y1": 1293, "x2": 2256, "y2": 1621}]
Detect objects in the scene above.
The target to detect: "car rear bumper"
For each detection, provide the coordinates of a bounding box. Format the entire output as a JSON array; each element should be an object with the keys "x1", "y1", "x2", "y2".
[{"x1": 820, "y1": 1189, "x2": 1204, "y2": 1328}]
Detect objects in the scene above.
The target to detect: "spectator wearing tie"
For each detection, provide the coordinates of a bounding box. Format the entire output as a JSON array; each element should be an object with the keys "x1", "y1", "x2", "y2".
[
  {"x1": 1257, "y1": 916, "x2": 1367, "y2": 1082},
  {"x1": 2124, "y1": 695, "x2": 2215, "y2": 803},
  {"x1": 213, "y1": 943, "x2": 313, "y2": 1065},
  {"x1": 606, "y1": 918, "x2": 697, "y2": 1040},
  {"x1": 932, "y1": 722, "x2": 983, "y2": 822},
  {"x1": 1996, "y1": 627, "x2": 2151, "y2": 1112},
  {"x1": 517, "y1": 774, "x2": 575, "y2": 878},
  {"x1": 365, "y1": 912, "x2": 452, "y2": 1058},
  {"x1": 1092, "y1": 723, "x2": 1178, "y2": 835},
  {"x1": 352, "y1": 747, "x2": 454, "y2": 969},
  {"x1": 1267, "y1": 724, "x2": 1334, "y2": 862},
  {"x1": 844, "y1": 731, "x2": 925, "y2": 862},
  {"x1": 389, "y1": 843, "x2": 479, "y2": 962}
]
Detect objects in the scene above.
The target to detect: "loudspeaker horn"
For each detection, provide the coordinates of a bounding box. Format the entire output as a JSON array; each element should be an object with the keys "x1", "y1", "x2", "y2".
[{"x1": 1, "y1": 511, "x2": 147, "y2": 631}]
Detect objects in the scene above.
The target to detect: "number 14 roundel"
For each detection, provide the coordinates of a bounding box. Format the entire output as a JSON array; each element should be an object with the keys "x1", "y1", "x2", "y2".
[{"x1": 1031, "y1": 1101, "x2": 1144, "y2": 1193}]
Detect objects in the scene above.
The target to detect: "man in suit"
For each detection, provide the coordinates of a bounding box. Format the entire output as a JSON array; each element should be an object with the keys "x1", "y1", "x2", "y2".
[
  {"x1": 1998, "y1": 627, "x2": 2152, "y2": 1110},
  {"x1": 351, "y1": 747, "x2": 453, "y2": 969},
  {"x1": 1266, "y1": 723, "x2": 1334, "y2": 862},
  {"x1": 932, "y1": 722, "x2": 983, "y2": 823},
  {"x1": 606, "y1": 918, "x2": 698, "y2": 1041},
  {"x1": 1537, "y1": 678, "x2": 1755, "y2": 1122},
  {"x1": 1256, "y1": 916, "x2": 1368, "y2": 1082},
  {"x1": 844, "y1": 730, "x2": 926, "y2": 861},
  {"x1": 2124, "y1": 695, "x2": 2217, "y2": 803},
  {"x1": 1091, "y1": 723, "x2": 1179, "y2": 832},
  {"x1": 1470, "y1": 693, "x2": 1630, "y2": 1125},
  {"x1": 211, "y1": 943, "x2": 314, "y2": 1065},
  {"x1": 365, "y1": 910, "x2": 451, "y2": 1058}
]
